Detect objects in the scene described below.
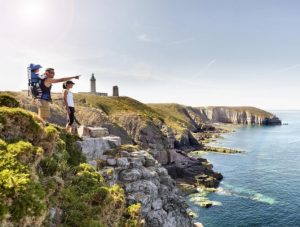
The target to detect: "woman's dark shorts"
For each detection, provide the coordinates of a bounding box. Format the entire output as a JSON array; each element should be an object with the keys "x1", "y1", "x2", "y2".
[{"x1": 68, "y1": 107, "x2": 75, "y2": 126}]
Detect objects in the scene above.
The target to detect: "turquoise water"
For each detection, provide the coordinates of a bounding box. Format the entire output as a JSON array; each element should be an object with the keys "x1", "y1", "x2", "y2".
[{"x1": 187, "y1": 111, "x2": 300, "y2": 227}]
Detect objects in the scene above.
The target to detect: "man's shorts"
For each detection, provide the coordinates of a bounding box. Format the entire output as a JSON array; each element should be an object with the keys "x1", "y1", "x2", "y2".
[{"x1": 38, "y1": 99, "x2": 50, "y2": 120}]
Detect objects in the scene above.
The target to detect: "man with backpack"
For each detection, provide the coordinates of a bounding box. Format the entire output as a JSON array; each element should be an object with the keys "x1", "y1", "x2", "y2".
[{"x1": 38, "y1": 67, "x2": 80, "y2": 122}]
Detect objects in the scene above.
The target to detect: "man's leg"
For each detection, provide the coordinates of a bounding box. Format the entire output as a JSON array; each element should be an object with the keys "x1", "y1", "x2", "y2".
[{"x1": 38, "y1": 100, "x2": 50, "y2": 123}]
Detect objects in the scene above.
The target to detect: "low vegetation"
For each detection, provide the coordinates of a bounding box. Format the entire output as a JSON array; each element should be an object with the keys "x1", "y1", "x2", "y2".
[
  {"x1": 75, "y1": 94, "x2": 193, "y2": 132},
  {"x1": 0, "y1": 94, "x2": 142, "y2": 226},
  {"x1": 148, "y1": 103, "x2": 196, "y2": 131}
]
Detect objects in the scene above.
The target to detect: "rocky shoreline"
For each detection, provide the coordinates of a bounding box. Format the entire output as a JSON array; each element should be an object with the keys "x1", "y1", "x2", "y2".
[{"x1": 158, "y1": 122, "x2": 250, "y2": 213}]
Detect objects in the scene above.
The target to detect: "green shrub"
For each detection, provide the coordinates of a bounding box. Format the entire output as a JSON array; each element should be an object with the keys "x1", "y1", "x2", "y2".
[
  {"x1": 0, "y1": 140, "x2": 46, "y2": 222},
  {"x1": 0, "y1": 197, "x2": 8, "y2": 220},
  {"x1": 0, "y1": 107, "x2": 41, "y2": 143},
  {"x1": 39, "y1": 156, "x2": 59, "y2": 176},
  {"x1": 6, "y1": 141, "x2": 43, "y2": 164},
  {"x1": 59, "y1": 131, "x2": 86, "y2": 166},
  {"x1": 9, "y1": 181, "x2": 45, "y2": 221},
  {"x1": 121, "y1": 203, "x2": 142, "y2": 227},
  {"x1": 44, "y1": 125, "x2": 58, "y2": 140},
  {"x1": 39, "y1": 137, "x2": 71, "y2": 177},
  {"x1": 0, "y1": 139, "x2": 6, "y2": 150},
  {"x1": 60, "y1": 164, "x2": 107, "y2": 226},
  {"x1": 0, "y1": 95, "x2": 20, "y2": 108}
]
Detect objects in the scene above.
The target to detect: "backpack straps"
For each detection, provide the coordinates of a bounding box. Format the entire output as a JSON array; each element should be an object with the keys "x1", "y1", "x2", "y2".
[{"x1": 40, "y1": 78, "x2": 52, "y2": 102}]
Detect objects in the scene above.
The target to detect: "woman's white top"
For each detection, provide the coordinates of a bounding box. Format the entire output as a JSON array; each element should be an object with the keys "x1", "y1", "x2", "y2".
[{"x1": 66, "y1": 90, "x2": 74, "y2": 107}]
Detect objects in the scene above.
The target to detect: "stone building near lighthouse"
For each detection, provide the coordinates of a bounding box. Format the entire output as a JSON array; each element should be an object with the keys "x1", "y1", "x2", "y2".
[{"x1": 112, "y1": 86, "x2": 119, "y2": 97}]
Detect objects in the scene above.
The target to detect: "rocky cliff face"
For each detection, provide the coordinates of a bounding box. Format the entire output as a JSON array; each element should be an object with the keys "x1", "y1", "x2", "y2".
[
  {"x1": 200, "y1": 106, "x2": 281, "y2": 125},
  {"x1": 76, "y1": 127, "x2": 193, "y2": 227}
]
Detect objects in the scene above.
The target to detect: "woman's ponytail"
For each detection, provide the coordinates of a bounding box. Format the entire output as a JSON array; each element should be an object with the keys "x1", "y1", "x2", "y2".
[{"x1": 63, "y1": 82, "x2": 67, "y2": 89}]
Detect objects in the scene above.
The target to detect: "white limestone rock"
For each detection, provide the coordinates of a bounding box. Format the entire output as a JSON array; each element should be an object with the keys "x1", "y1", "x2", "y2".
[
  {"x1": 106, "y1": 158, "x2": 117, "y2": 166},
  {"x1": 103, "y1": 136, "x2": 122, "y2": 146}
]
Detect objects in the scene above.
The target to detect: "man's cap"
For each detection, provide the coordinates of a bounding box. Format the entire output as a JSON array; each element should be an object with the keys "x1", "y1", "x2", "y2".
[
  {"x1": 66, "y1": 80, "x2": 75, "y2": 85},
  {"x1": 29, "y1": 63, "x2": 42, "y2": 71},
  {"x1": 45, "y1": 68, "x2": 54, "y2": 72}
]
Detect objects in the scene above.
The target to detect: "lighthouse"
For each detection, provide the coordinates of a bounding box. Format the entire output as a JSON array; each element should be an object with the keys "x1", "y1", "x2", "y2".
[
  {"x1": 78, "y1": 73, "x2": 109, "y2": 96},
  {"x1": 90, "y1": 74, "x2": 96, "y2": 93}
]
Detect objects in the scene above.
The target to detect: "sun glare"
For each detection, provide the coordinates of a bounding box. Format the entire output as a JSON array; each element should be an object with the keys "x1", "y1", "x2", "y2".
[{"x1": 17, "y1": 0, "x2": 47, "y2": 24}]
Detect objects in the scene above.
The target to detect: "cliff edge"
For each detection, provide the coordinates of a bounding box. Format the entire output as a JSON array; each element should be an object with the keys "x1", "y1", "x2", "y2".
[{"x1": 199, "y1": 106, "x2": 281, "y2": 125}]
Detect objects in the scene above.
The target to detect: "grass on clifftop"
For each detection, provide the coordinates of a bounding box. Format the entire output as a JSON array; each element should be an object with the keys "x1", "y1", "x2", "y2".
[
  {"x1": 75, "y1": 94, "x2": 194, "y2": 131},
  {"x1": 75, "y1": 94, "x2": 163, "y2": 120},
  {"x1": 148, "y1": 103, "x2": 196, "y2": 131}
]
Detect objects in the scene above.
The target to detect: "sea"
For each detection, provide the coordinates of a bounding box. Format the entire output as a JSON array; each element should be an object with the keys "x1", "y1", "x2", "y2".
[{"x1": 187, "y1": 111, "x2": 300, "y2": 227}]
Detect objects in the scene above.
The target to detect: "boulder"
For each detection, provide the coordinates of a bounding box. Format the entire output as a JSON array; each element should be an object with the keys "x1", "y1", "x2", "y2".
[
  {"x1": 119, "y1": 169, "x2": 142, "y2": 182},
  {"x1": 124, "y1": 180, "x2": 158, "y2": 199},
  {"x1": 116, "y1": 157, "x2": 130, "y2": 168},
  {"x1": 106, "y1": 158, "x2": 117, "y2": 166},
  {"x1": 151, "y1": 199, "x2": 163, "y2": 210},
  {"x1": 144, "y1": 155, "x2": 157, "y2": 167},
  {"x1": 145, "y1": 209, "x2": 168, "y2": 227},
  {"x1": 103, "y1": 136, "x2": 121, "y2": 147},
  {"x1": 128, "y1": 157, "x2": 145, "y2": 167}
]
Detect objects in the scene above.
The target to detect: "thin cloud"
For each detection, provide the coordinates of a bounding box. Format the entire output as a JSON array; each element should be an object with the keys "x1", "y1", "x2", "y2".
[
  {"x1": 136, "y1": 33, "x2": 158, "y2": 43},
  {"x1": 277, "y1": 63, "x2": 300, "y2": 74},
  {"x1": 193, "y1": 59, "x2": 217, "y2": 78},
  {"x1": 167, "y1": 37, "x2": 196, "y2": 46}
]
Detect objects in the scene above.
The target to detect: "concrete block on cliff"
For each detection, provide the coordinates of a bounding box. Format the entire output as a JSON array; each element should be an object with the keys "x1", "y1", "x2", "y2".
[
  {"x1": 77, "y1": 138, "x2": 111, "y2": 160},
  {"x1": 77, "y1": 125, "x2": 91, "y2": 138},
  {"x1": 88, "y1": 127, "x2": 109, "y2": 138}
]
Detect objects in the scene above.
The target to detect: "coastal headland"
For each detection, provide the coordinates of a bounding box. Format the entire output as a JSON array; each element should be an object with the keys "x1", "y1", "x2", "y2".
[{"x1": 0, "y1": 91, "x2": 281, "y2": 226}]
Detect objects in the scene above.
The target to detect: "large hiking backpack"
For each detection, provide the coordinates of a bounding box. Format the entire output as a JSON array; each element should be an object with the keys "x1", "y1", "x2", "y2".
[{"x1": 27, "y1": 64, "x2": 44, "y2": 99}]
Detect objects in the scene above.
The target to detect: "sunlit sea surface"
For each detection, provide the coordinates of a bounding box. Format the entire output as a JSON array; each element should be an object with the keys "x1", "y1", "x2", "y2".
[{"x1": 187, "y1": 111, "x2": 300, "y2": 227}]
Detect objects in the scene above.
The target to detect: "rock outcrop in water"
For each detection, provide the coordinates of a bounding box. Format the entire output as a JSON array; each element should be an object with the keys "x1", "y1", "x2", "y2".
[{"x1": 199, "y1": 106, "x2": 281, "y2": 125}]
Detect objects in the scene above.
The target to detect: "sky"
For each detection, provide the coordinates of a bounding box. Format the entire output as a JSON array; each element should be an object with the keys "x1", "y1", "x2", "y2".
[{"x1": 0, "y1": 0, "x2": 300, "y2": 109}]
